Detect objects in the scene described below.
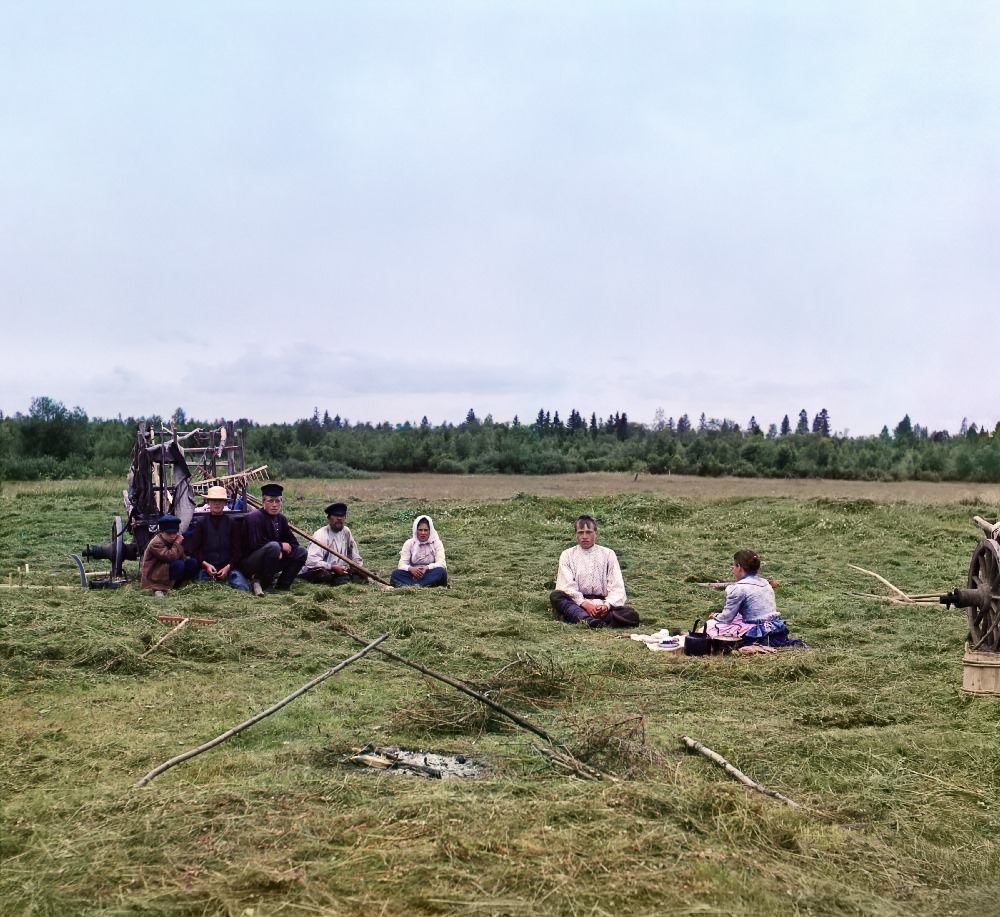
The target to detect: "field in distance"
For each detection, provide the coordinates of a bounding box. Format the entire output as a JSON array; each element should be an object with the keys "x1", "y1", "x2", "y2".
[{"x1": 210, "y1": 471, "x2": 1000, "y2": 503}]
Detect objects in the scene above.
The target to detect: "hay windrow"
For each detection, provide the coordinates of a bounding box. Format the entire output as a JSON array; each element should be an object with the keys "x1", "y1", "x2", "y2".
[{"x1": 393, "y1": 654, "x2": 577, "y2": 735}]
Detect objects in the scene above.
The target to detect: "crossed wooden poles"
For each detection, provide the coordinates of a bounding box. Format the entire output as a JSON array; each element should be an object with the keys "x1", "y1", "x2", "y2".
[
  {"x1": 135, "y1": 623, "x2": 809, "y2": 808},
  {"x1": 135, "y1": 628, "x2": 603, "y2": 787}
]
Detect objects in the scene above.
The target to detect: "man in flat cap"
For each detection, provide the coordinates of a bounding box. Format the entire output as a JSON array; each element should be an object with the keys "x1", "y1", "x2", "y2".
[
  {"x1": 241, "y1": 483, "x2": 307, "y2": 594},
  {"x1": 300, "y1": 501, "x2": 366, "y2": 585}
]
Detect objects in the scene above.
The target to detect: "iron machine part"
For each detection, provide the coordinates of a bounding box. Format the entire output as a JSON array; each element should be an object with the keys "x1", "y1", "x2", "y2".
[
  {"x1": 939, "y1": 539, "x2": 1000, "y2": 652},
  {"x1": 71, "y1": 515, "x2": 132, "y2": 588}
]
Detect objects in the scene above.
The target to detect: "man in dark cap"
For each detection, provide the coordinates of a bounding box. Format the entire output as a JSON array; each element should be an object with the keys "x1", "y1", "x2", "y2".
[
  {"x1": 241, "y1": 484, "x2": 307, "y2": 595},
  {"x1": 300, "y1": 501, "x2": 366, "y2": 585}
]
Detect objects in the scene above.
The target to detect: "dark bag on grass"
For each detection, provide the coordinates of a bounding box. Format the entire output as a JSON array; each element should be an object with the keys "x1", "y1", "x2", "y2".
[
  {"x1": 684, "y1": 618, "x2": 712, "y2": 656},
  {"x1": 609, "y1": 606, "x2": 640, "y2": 628}
]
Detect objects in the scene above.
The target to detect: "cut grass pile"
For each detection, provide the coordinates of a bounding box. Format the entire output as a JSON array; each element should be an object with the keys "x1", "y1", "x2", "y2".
[{"x1": 2, "y1": 478, "x2": 1000, "y2": 915}]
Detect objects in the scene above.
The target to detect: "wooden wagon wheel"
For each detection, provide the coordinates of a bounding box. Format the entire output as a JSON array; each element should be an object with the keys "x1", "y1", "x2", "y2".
[{"x1": 967, "y1": 540, "x2": 1000, "y2": 652}]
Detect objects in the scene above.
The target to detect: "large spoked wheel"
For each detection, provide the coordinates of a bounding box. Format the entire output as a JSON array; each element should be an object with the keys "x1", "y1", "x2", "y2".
[
  {"x1": 967, "y1": 540, "x2": 1000, "y2": 652},
  {"x1": 110, "y1": 515, "x2": 125, "y2": 578}
]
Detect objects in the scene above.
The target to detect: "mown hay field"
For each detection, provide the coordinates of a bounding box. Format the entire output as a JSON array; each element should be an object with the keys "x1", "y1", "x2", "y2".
[{"x1": 2, "y1": 474, "x2": 1000, "y2": 916}]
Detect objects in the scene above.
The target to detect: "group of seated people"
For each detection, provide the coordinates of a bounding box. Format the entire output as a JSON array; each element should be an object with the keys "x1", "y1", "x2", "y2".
[
  {"x1": 141, "y1": 488, "x2": 803, "y2": 650},
  {"x1": 139, "y1": 482, "x2": 447, "y2": 597},
  {"x1": 549, "y1": 515, "x2": 803, "y2": 648}
]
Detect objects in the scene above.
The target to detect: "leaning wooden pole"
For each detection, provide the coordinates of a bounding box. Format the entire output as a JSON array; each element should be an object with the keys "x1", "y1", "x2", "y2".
[
  {"x1": 679, "y1": 735, "x2": 801, "y2": 808},
  {"x1": 337, "y1": 625, "x2": 607, "y2": 781},
  {"x1": 336, "y1": 625, "x2": 555, "y2": 743},
  {"x1": 135, "y1": 633, "x2": 390, "y2": 788},
  {"x1": 847, "y1": 564, "x2": 910, "y2": 601},
  {"x1": 245, "y1": 494, "x2": 392, "y2": 589}
]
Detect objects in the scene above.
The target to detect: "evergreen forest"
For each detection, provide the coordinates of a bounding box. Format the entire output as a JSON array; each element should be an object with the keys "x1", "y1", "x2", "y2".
[{"x1": 3, "y1": 396, "x2": 1000, "y2": 482}]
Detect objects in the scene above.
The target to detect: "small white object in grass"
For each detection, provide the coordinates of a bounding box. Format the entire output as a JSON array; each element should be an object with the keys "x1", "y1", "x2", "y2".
[{"x1": 630, "y1": 629, "x2": 684, "y2": 651}]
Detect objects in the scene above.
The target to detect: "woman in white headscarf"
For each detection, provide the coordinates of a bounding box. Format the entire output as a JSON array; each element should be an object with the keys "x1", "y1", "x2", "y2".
[{"x1": 389, "y1": 515, "x2": 448, "y2": 588}]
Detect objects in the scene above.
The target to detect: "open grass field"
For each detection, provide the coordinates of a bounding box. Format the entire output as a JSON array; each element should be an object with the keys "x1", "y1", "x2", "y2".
[{"x1": 2, "y1": 474, "x2": 1000, "y2": 916}]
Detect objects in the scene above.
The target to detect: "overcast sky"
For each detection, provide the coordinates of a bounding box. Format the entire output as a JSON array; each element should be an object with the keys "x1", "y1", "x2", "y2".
[{"x1": 2, "y1": 2, "x2": 997, "y2": 435}]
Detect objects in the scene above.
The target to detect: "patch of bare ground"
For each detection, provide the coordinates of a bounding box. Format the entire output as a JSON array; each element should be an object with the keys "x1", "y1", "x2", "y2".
[{"x1": 286, "y1": 472, "x2": 1000, "y2": 503}]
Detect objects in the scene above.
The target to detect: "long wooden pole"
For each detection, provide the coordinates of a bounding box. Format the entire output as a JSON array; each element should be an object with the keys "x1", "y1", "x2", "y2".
[
  {"x1": 336, "y1": 625, "x2": 608, "y2": 781},
  {"x1": 847, "y1": 564, "x2": 910, "y2": 600},
  {"x1": 245, "y1": 494, "x2": 392, "y2": 588},
  {"x1": 336, "y1": 625, "x2": 556, "y2": 744},
  {"x1": 695, "y1": 579, "x2": 779, "y2": 590},
  {"x1": 135, "y1": 633, "x2": 390, "y2": 787},
  {"x1": 139, "y1": 618, "x2": 189, "y2": 659}
]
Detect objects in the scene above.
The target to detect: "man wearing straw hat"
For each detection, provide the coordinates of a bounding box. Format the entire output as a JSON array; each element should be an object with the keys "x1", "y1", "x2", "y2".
[
  {"x1": 186, "y1": 485, "x2": 251, "y2": 591},
  {"x1": 241, "y1": 483, "x2": 307, "y2": 595}
]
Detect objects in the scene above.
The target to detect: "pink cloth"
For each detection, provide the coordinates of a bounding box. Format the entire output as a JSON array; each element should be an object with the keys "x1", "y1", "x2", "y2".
[{"x1": 706, "y1": 614, "x2": 754, "y2": 638}]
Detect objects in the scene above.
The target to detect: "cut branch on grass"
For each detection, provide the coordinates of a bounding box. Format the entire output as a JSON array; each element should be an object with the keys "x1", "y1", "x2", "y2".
[
  {"x1": 532, "y1": 744, "x2": 604, "y2": 781},
  {"x1": 564, "y1": 714, "x2": 667, "y2": 779},
  {"x1": 396, "y1": 654, "x2": 574, "y2": 736},
  {"x1": 680, "y1": 735, "x2": 802, "y2": 808},
  {"x1": 135, "y1": 633, "x2": 389, "y2": 788}
]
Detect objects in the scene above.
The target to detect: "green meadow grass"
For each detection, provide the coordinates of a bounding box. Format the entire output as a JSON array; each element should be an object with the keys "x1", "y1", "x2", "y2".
[{"x1": 2, "y1": 479, "x2": 999, "y2": 916}]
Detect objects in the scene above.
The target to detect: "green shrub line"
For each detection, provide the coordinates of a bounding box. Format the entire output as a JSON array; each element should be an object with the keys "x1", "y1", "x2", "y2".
[{"x1": 3, "y1": 397, "x2": 1000, "y2": 481}]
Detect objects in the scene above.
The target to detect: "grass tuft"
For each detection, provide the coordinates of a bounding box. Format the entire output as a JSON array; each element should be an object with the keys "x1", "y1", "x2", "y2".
[
  {"x1": 394, "y1": 654, "x2": 577, "y2": 736},
  {"x1": 566, "y1": 712, "x2": 669, "y2": 778}
]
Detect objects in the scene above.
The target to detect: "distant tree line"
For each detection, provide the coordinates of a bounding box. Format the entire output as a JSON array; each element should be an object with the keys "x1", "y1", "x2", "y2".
[{"x1": 2, "y1": 396, "x2": 1000, "y2": 483}]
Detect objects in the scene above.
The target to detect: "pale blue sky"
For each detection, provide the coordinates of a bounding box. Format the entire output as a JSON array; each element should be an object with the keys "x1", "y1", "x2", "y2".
[{"x1": 2, "y1": 2, "x2": 998, "y2": 434}]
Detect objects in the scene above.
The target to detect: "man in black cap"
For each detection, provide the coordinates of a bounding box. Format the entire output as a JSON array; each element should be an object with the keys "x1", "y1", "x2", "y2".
[
  {"x1": 299, "y1": 501, "x2": 366, "y2": 585},
  {"x1": 140, "y1": 514, "x2": 191, "y2": 596},
  {"x1": 241, "y1": 484, "x2": 307, "y2": 594}
]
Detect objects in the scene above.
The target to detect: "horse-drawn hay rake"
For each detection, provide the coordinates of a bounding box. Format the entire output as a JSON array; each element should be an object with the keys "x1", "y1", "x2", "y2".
[
  {"x1": 941, "y1": 516, "x2": 1000, "y2": 654},
  {"x1": 72, "y1": 420, "x2": 267, "y2": 588},
  {"x1": 851, "y1": 513, "x2": 1000, "y2": 693}
]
